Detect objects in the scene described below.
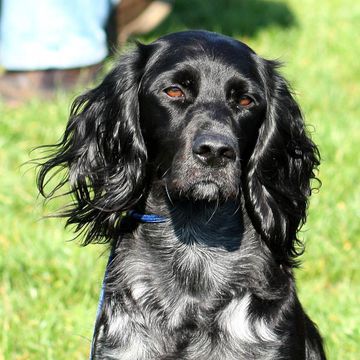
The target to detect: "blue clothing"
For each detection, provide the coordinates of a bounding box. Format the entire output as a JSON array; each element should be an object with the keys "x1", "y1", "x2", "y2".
[{"x1": 0, "y1": 0, "x2": 119, "y2": 70}]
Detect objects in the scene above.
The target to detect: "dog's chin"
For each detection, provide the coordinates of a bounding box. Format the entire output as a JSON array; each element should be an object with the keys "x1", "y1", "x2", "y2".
[
  {"x1": 190, "y1": 182, "x2": 222, "y2": 202},
  {"x1": 162, "y1": 173, "x2": 240, "y2": 202},
  {"x1": 171, "y1": 180, "x2": 237, "y2": 202}
]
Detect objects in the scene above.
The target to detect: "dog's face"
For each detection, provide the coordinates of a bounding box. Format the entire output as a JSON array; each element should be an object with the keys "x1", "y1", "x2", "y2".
[
  {"x1": 139, "y1": 32, "x2": 266, "y2": 202},
  {"x1": 38, "y1": 30, "x2": 319, "y2": 264}
]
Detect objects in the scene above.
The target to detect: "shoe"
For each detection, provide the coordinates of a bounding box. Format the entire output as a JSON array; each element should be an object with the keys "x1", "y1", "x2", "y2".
[
  {"x1": 116, "y1": 0, "x2": 173, "y2": 44},
  {"x1": 0, "y1": 64, "x2": 101, "y2": 107}
]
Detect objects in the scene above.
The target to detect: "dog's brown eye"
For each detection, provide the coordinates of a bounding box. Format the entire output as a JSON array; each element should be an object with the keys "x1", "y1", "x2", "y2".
[
  {"x1": 165, "y1": 86, "x2": 184, "y2": 98},
  {"x1": 238, "y1": 96, "x2": 253, "y2": 107}
]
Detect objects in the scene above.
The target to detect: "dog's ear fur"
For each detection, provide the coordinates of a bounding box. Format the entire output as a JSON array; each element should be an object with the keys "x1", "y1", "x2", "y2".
[
  {"x1": 37, "y1": 45, "x2": 150, "y2": 244},
  {"x1": 245, "y1": 60, "x2": 320, "y2": 266}
]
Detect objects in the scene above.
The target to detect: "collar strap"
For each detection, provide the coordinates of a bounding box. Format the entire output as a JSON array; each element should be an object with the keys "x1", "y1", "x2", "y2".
[{"x1": 126, "y1": 210, "x2": 168, "y2": 223}]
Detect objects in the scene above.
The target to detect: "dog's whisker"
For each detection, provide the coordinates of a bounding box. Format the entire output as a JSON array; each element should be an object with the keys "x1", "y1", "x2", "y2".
[
  {"x1": 206, "y1": 198, "x2": 220, "y2": 224},
  {"x1": 164, "y1": 180, "x2": 174, "y2": 206},
  {"x1": 232, "y1": 202, "x2": 242, "y2": 216}
]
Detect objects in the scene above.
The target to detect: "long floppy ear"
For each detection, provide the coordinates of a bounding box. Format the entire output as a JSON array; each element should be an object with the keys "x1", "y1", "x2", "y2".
[
  {"x1": 37, "y1": 46, "x2": 149, "y2": 244},
  {"x1": 245, "y1": 60, "x2": 320, "y2": 266}
]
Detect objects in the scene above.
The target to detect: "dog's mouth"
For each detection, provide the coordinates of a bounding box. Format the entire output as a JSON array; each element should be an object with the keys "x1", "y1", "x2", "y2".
[
  {"x1": 163, "y1": 172, "x2": 240, "y2": 202},
  {"x1": 189, "y1": 181, "x2": 221, "y2": 201}
]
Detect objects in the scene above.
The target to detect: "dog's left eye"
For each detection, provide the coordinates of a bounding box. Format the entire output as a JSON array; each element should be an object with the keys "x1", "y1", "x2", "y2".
[
  {"x1": 238, "y1": 96, "x2": 254, "y2": 107},
  {"x1": 164, "y1": 86, "x2": 185, "y2": 98}
]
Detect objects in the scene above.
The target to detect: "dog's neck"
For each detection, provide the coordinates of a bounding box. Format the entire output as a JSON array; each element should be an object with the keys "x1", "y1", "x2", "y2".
[
  {"x1": 109, "y1": 185, "x2": 286, "y2": 304},
  {"x1": 121, "y1": 187, "x2": 250, "y2": 297},
  {"x1": 142, "y1": 186, "x2": 246, "y2": 249}
]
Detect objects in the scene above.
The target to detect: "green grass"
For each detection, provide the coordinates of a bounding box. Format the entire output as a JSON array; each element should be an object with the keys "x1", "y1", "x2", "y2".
[{"x1": 1, "y1": 0, "x2": 359, "y2": 358}]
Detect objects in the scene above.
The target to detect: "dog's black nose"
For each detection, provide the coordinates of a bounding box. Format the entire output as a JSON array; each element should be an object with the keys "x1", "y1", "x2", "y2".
[{"x1": 192, "y1": 134, "x2": 236, "y2": 167}]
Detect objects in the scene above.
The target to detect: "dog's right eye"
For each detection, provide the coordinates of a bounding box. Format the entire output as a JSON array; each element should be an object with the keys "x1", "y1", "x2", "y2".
[{"x1": 164, "y1": 86, "x2": 185, "y2": 98}]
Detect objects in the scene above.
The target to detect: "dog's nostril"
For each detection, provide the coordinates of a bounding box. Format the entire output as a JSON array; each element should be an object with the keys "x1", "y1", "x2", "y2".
[
  {"x1": 219, "y1": 147, "x2": 236, "y2": 161},
  {"x1": 195, "y1": 144, "x2": 212, "y2": 156},
  {"x1": 192, "y1": 134, "x2": 236, "y2": 167}
]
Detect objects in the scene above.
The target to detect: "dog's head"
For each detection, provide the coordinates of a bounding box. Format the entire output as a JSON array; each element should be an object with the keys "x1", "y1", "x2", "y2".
[
  {"x1": 139, "y1": 32, "x2": 263, "y2": 203},
  {"x1": 38, "y1": 31, "x2": 319, "y2": 265}
]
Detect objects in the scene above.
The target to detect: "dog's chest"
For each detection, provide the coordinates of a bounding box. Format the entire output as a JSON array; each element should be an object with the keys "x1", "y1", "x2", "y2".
[
  {"x1": 164, "y1": 292, "x2": 279, "y2": 344},
  {"x1": 100, "y1": 292, "x2": 279, "y2": 360},
  {"x1": 97, "y1": 215, "x2": 281, "y2": 358}
]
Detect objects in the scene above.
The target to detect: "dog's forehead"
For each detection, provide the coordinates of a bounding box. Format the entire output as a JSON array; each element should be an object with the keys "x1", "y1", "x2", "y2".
[
  {"x1": 144, "y1": 31, "x2": 259, "y2": 76},
  {"x1": 155, "y1": 30, "x2": 256, "y2": 55}
]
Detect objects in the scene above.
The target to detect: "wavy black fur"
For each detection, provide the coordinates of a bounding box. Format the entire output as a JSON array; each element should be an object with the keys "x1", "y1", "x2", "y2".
[{"x1": 37, "y1": 31, "x2": 325, "y2": 359}]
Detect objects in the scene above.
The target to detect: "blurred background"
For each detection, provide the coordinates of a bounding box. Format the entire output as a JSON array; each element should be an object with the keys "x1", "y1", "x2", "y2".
[{"x1": 0, "y1": 0, "x2": 359, "y2": 359}]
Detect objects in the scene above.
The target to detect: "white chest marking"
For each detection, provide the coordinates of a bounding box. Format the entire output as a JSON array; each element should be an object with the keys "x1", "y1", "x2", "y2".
[{"x1": 218, "y1": 293, "x2": 278, "y2": 343}]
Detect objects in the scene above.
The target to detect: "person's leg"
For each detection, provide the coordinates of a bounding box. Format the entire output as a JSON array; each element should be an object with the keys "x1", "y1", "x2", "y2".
[{"x1": 0, "y1": 0, "x2": 114, "y2": 105}]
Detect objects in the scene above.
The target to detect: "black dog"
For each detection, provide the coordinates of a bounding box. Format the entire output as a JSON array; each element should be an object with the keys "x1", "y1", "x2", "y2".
[{"x1": 38, "y1": 30, "x2": 326, "y2": 359}]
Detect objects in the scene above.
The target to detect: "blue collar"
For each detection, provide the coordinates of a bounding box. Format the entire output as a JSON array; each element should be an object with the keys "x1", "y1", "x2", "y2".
[{"x1": 127, "y1": 210, "x2": 168, "y2": 223}]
